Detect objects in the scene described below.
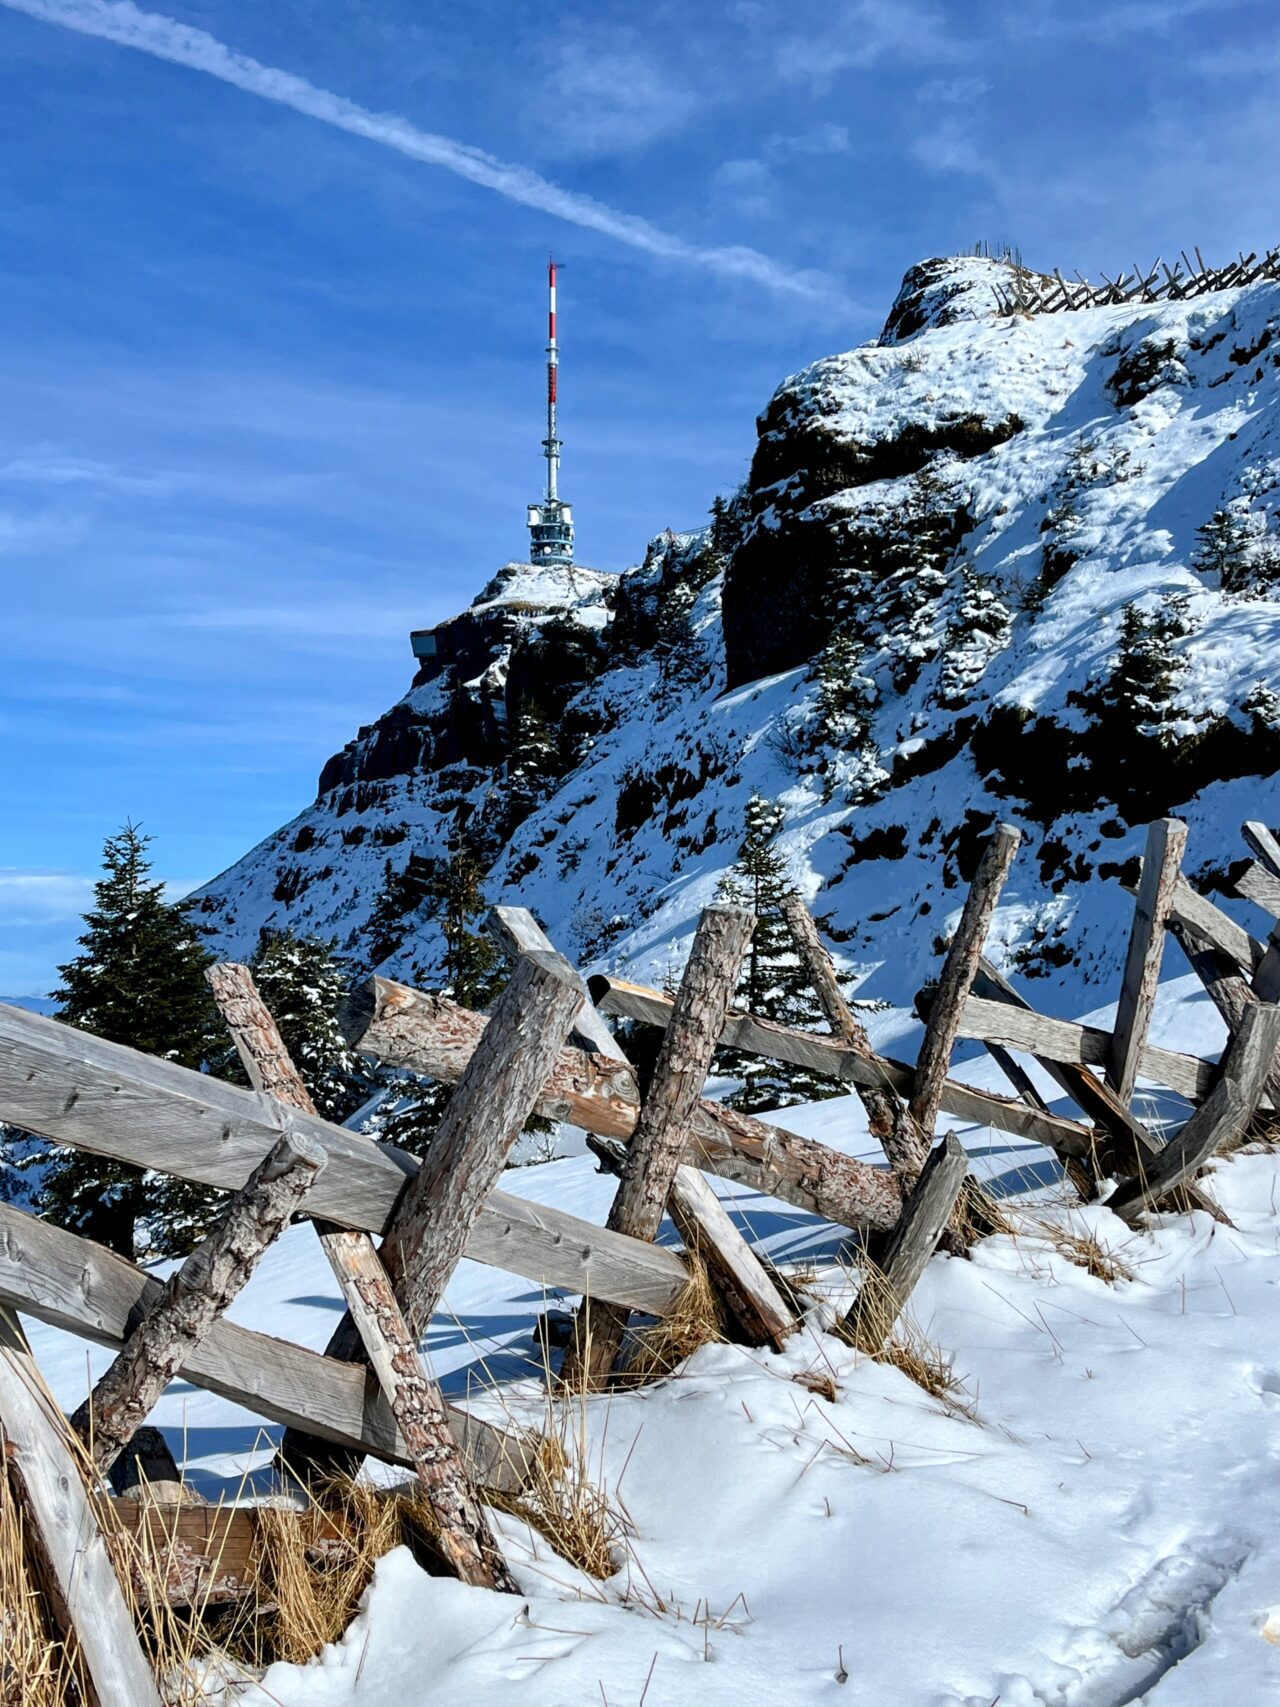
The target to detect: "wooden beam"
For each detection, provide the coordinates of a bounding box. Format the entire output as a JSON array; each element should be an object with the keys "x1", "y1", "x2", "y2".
[
  {"x1": 911, "y1": 824, "x2": 1021, "y2": 1138},
  {"x1": 1108, "y1": 1004, "x2": 1280, "y2": 1222},
  {"x1": 487, "y1": 905, "x2": 619, "y2": 1056},
  {"x1": 484, "y1": 918, "x2": 796, "y2": 1352},
  {"x1": 967, "y1": 960, "x2": 1231, "y2": 1221},
  {"x1": 591, "y1": 976, "x2": 1095, "y2": 1158},
  {"x1": 1235, "y1": 861, "x2": 1280, "y2": 921},
  {"x1": 958, "y1": 991, "x2": 1215, "y2": 1103},
  {"x1": 207, "y1": 962, "x2": 518, "y2": 1592},
  {"x1": 1165, "y1": 915, "x2": 1280, "y2": 1111},
  {"x1": 1111, "y1": 819, "x2": 1187, "y2": 1104},
  {"x1": 0, "y1": 1307, "x2": 165, "y2": 1707},
  {"x1": 0, "y1": 1001, "x2": 687, "y2": 1316},
  {"x1": 290, "y1": 953, "x2": 588, "y2": 1501},
  {"x1": 0, "y1": 1203, "x2": 531, "y2": 1492},
  {"x1": 842, "y1": 1136, "x2": 970, "y2": 1354},
  {"x1": 1243, "y1": 821, "x2": 1280, "y2": 880},
  {"x1": 349, "y1": 978, "x2": 909, "y2": 1231},
  {"x1": 565, "y1": 906, "x2": 754, "y2": 1388},
  {"x1": 71, "y1": 1118, "x2": 326, "y2": 1475},
  {"x1": 781, "y1": 891, "x2": 929, "y2": 1178},
  {"x1": 1158, "y1": 876, "x2": 1264, "y2": 973}
]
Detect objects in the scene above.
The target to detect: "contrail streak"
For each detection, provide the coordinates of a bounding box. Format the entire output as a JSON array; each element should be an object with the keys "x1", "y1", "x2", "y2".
[{"x1": 4, "y1": 0, "x2": 846, "y2": 305}]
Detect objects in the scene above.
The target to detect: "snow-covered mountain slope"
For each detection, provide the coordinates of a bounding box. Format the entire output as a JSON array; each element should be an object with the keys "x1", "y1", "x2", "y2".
[{"x1": 194, "y1": 255, "x2": 1280, "y2": 1015}]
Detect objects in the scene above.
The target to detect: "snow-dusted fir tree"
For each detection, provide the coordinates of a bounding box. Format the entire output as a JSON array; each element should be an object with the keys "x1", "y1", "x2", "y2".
[
  {"x1": 34, "y1": 824, "x2": 223, "y2": 1257},
  {"x1": 814, "y1": 632, "x2": 888, "y2": 802},
  {"x1": 507, "y1": 700, "x2": 559, "y2": 826},
  {"x1": 1094, "y1": 594, "x2": 1192, "y2": 747},
  {"x1": 938, "y1": 568, "x2": 1013, "y2": 706},
  {"x1": 714, "y1": 793, "x2": 844, "y2": 1111},
  {"x1": 247, "y1": 931, "x2": 371, "y2": 1123}
]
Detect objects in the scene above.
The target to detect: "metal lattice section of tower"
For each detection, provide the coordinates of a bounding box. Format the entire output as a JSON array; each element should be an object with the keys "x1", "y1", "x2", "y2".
[{"x1": 526, "y1": 257, "x2": 575, "y2": 566}]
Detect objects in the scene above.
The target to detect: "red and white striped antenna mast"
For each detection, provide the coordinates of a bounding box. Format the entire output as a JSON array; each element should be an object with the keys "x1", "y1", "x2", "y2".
[{"x1": 527, "y1": 255, "x2": 575, "y2": 565}]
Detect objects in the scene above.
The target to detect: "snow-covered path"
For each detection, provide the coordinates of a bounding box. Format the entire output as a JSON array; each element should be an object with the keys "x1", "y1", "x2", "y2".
[{"x1": 22, "y1": 977, "x2": 1280, "y2": 1704}]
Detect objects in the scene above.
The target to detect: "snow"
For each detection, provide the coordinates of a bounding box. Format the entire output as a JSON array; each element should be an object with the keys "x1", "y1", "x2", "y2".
[
  {"x1": 20, "y1": 975, "x2": 1280, "y2": 1703},
  {"x1": 191, "y1": 265, "x2": 1280, "y2": 1043}
]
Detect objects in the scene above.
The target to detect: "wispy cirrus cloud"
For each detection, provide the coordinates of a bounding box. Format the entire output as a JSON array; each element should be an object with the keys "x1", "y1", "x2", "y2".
[{"x1": 0, "y1": 0, "x2": 849, "y2": 307}]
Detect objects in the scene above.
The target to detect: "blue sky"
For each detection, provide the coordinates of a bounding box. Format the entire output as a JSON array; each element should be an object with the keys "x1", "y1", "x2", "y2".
[{"x1": 1, "y1": 0, "x2": 1277, "y2": 993}]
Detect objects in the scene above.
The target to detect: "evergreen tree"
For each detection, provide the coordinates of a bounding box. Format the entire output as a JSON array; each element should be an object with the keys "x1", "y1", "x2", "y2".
[
  {"x1": 1094, "y1": 595, "x2": 1192, "y2": 747},
  {"x1": 34, "y1": 824, "x2": 223, "y2": 1257},
  {"x1": 814, "y1": 632, "x2": 888, "y2": 803},
  {"x1": 713, "y1": 794, "x2": 844, "y2": 1111},
  {"x1": 506, "y1": 700, "x2": 558, "y2": 825},
  {"x1": 938, "y1": 568, "x2": 1013, "y2": 706},
  {"x1": 248, "y1": 931, "x2": 372, "y2": 1123},
  {"x1": 1192, "y1": 508, "x2": 1250, "y2": 584}
]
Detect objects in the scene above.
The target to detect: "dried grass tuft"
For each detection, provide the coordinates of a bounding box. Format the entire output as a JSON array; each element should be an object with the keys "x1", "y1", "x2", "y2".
[
  {"x1": 486, "y1": 1396, "x2": 628, "y2": 1581},
  {"x1": 878, "y1": 1329, "x2": 974, "y2": 1417},
  {"x1": 617, "y1": 1256, "x2": 726, "y2": 1388}
]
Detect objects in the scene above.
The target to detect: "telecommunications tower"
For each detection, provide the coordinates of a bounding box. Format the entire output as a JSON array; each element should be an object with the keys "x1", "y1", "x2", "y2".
[{"x1": 526, "y1": 257, "x2": 575, "y2": 565}]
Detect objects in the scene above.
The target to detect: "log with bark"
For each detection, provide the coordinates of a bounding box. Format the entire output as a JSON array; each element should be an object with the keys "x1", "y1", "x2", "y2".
[{"x1": 562, "y1": 906, "x2": 754, "y2": 1388}]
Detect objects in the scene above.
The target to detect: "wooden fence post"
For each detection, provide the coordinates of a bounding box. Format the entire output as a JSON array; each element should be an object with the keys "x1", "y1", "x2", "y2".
[
  {"x1": 0, "y1": 1307, "x2": 165, "y2": 1707},
  {"x1": 487, "y1": 910, "x2": 795, "y2": 1351},
  {"x1": 781, "y1": 891, "x2": 930, "y2": 1179},
  {"x1": 1253, "y1": 923, "x2": 1280, "y2": 1002},
  {"x1": 911, "y1": 824, "x2": 1021, "y2": 1139},
  {"x1": 842, "y1": 1136, "x2": 970, "y2": 1354},
  {"x1": 1108, "y1": 1004, "x2": 1280, "y2": 1222},
  {"x1": 1110, "y1": 819, "x2": 1188, "y2": 1104},
  {"x1": 71, "y1": 1118, "x2": 326, "y2": 1475},
  {"x1": 207, "y1": 961, "x2": 526, "y2": 1592},
  {"x1": 563, "y1": 906, "x2": 755, "y2": 1389}
]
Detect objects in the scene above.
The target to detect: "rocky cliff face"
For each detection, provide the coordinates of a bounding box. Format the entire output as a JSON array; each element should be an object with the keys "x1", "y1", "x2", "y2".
[{"x1": 194, "y1": 256, "x2": 1280, "y2": 1021}]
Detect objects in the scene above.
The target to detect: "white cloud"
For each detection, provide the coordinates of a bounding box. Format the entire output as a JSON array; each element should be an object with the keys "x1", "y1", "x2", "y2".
[
  {"x1": 0, "y1": 870, "x2": 95, "y2": 925},
  {"x1": 711, "y1": 158, "x2": 776, "y2": 219},
  {"x1": 0, "y1": 0, "x2": 849, "y2": 308},
  {"x1": 545, "y1": 30, "x2": 699, "y2": 158},
  {"x1": 772, "y1": 0, "x2": 963, "y2": 87},
  {"x1": 763, "y1": 123, "x2": 852, "y2": 161}
]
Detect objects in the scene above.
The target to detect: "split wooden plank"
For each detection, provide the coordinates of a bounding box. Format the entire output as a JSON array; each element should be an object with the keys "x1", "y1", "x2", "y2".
[
  {"x1": 207, "y1": 961, "x2": 518, "y2": 1593},
  {"x1": 1108, "y1": 1004, "x2": 1280, "y2": 1222},
  {"x1": 1235, "y1": 861, "x2": 1280, "y2": 921},
  {"x1": 348, "y1": 978, "x2": 909, "y2": 1230},
  {"x1": 0, "y1": 1202, "x2": 532, "y2": 1492},
  {"x1": 590, "y1": 977, "x2": 1095, "y2": 1158},
  {"x1": 0, "y1": 1306, "x2": 165, "y2": 1707},
  {"x1": 71, "y1": 1118, "x2": 326, "y2": 1475},
  {"x1": 910, "y1": 824, "x2": 1021, "y2": 1139},
  {"x1": 1243, "y1": 821, "x2": 1280, "y2": 879},
  {"x1": 781, "y1": 890, "x2": 930, "y2": 1178},
  {"x1": 487, "y1": 905, "x2": 620, "y2": 1056},
  {"x1": 967, "y1": 960, "x2": 1231, "y2": 1221},
  {"x1": 563, "y1": 906, "x2": 755, "y2": 1388},
  {"x1": 958, "y1": 991, "x2": 1215, "y2": 1103},
  {"x1": 1111, "y1": 819, "x2": 1188, "y2": 1104},
  {"x1": 485, "y1": 913, "x2": 795, "y2": 1351},
  {"x1": 0, "y1": 1000, "x2": 688, "y2": 1316},
  {"x1": 1165, "y1": 914, "x2": 1280, "y2": 1110},
  {"x1": 1156, "y1": 876, "x2": 1265, "y2": 974},
  {"x1": 842, "y1": 1135, "x2": 970, "y2": 1354}
]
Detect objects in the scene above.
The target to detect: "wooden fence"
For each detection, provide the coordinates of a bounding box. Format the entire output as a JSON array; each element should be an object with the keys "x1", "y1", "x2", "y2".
[
  {"x1": 2, "y1": 813, "x2": 1279, "y2": 1689},
  {"x1": 992, "y1": 246, "x2": 1280, "y2": 318}
]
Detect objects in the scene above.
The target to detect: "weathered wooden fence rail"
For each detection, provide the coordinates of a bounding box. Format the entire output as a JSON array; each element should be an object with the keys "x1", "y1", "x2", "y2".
[{"x1": 992, "y1": 244, "x2": 1280, "y2": 318}]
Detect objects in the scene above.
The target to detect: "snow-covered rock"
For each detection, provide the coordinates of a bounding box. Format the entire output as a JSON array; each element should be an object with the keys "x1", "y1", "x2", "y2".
[{"x1": 193, "y1": 257, "x2": 1280, "y2": 1017}]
